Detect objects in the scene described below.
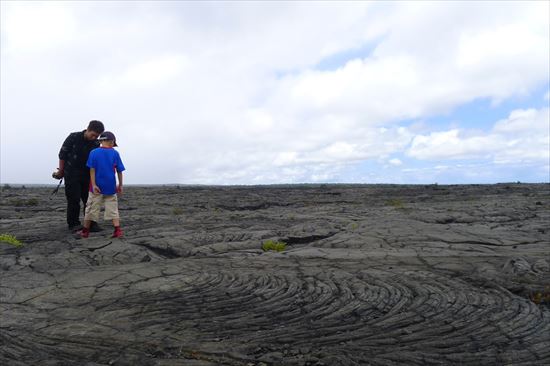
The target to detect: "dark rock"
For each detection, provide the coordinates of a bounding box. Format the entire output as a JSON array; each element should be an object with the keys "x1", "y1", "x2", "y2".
[{"x1": 1, "y1": 184, "x2": 549, "y2": 365}]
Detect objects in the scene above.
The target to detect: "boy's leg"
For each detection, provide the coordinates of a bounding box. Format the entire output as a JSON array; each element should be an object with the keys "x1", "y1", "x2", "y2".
[
  {"x1": 80, "y1": 175, "x2": 101, "y2": 232},
  {"x1": 104, "y1": 195, "x2": 123, "y2": 238},
  {"x1": 77, "y1": 193, "x2": 102, "y2": 238}
]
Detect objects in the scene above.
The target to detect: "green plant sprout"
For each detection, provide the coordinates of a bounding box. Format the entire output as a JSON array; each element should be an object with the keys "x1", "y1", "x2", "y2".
[
  {"x1": 262, "y1": 239, "x2": 287, "y2": 252},
  {"x1": 0, "y1": 234, "x2": 23, "y2": 247},
  {"x1": 386, "y1": 199, "x2": 404, "y2": 208}
]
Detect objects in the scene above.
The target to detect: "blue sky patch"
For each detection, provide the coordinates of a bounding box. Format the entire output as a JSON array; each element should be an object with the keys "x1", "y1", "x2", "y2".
[
  {"x1": 315, "y1": 41, "x2": 378, "y2": 72},
  {"x1": 423, "y1": 86, "x2": 550, "y2": 132}
]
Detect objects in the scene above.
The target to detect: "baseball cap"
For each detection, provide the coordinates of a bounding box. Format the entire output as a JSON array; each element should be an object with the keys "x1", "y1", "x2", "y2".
[{"x1": 98, "y1": 131, "x2": 118, "y2": 146}]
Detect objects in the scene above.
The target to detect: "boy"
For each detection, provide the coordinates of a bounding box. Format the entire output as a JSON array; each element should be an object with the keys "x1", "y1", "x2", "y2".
[{"x1": 77, "y1": 131, "x2": 125, "y2": 239}]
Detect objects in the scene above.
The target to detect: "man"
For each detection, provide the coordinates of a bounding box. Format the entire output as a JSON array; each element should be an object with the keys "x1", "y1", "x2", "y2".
[{"x1": 53, "y1": 120, "x2": 105, "y2": 231}]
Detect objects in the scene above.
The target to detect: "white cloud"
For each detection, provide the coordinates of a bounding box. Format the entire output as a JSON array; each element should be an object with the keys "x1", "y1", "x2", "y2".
[
  {"x1": 493, "y1": 108, "x2": 548, "y2": 133},
  {"x1": 457, "y1": 23, "x2": 545, "y2": 70},
  {"x1": 1, "y1": 2, "x2": 77, "y2": 53},
  {"x1": 389, "y1": 158, "x2": 403, "y2": 166},
  {"x1": 273, "y1": 152, "x2": 298, "y2": 167},
  {"x1": 93, "y1": 54, "x2": 189, "y2": 93},
  {"x1": 1, "y1": 1, "x2": 549, "y2": 184},
  {"x1": 269, "y1": 3, "x2": 548, "y2": 124},
  {"x1": 408, "y1": 130, "x2": 501, "y2": 160},
  {"x1": 407, "y1": 107, "x2": 550, "y2": 163}
]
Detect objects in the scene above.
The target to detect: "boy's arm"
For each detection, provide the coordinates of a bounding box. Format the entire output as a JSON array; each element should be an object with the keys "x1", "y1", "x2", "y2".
[
  {"x1": 90, "y1": 168, "x2": 100, "y2": 193},
  {"x1": 117, "y1": 171, "x2": 123, "y2": 194}
]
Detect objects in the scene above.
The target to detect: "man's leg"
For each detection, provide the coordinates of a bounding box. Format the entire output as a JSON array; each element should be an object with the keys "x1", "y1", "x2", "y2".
[
  {"x1": 64, "y1": 176, "x2": 82, "y2": 230},
  {"x1": 80, "y1": 175, "x2": 90, "y2": 216}
]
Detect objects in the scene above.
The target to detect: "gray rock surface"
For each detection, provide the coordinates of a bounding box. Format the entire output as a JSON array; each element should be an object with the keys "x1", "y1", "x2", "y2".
[{"x1": 1, "y1": 183, "x2": 549, "y2": 365}]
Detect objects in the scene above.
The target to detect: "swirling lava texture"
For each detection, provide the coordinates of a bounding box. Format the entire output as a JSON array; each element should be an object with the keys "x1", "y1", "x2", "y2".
[{"x1": 81, "y1": 259, "x2": 548, "y2": 365}]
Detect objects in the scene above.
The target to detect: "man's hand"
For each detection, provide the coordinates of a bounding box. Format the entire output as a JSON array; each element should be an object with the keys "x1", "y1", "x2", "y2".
[
  {"x1": 93, "y1": 185, "x2": 101, "y2": 194},
  {"x1": 117, "y1": 185, "x2": 123, "y2": 195},
  {"x1": 52, "y1": 169, "x2": 64, "y2": 180}
]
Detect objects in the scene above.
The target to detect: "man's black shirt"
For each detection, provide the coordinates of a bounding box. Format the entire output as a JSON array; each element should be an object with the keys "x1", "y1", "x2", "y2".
[{"x1": 59, "y1": 130, "x2": 99, "y2": 177}]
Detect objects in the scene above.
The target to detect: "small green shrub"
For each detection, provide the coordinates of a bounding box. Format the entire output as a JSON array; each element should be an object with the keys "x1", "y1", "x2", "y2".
[
  {"x1": 530, "y1": 286, "x2": 550, "y2": 305},
  {"x1": 0, "y1": 234, "x2": 23, "y2": 247},
  {"x1": 386, "y1": 199, "x2": 404, "y2": 208},
  {"x1": 172, "y1": 207, "x2": 184, "y2": 215},
  {"x1": 12, "y1": 198, "x2": 39, "y2": 207},
  {"x1": 26, "y1": 198, "x2": 39, "y2": 206},
  {"x1": 262, "y1": 239, "x2": 287, "y2": 252}
]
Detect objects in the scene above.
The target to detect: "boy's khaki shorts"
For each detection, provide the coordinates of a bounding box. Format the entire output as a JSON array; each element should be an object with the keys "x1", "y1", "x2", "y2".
[{"x1": 84, "y1": 193, "x2": 119, "y2": 221}]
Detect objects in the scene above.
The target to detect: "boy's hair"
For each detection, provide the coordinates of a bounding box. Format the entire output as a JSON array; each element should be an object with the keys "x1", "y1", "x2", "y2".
[{"x1": 87, "y1": 120, "x2": 105, "y2": 134}]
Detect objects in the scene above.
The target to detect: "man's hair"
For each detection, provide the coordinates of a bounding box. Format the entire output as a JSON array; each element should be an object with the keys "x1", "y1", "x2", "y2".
[{"x1": 87, "y1": 120, "x2": 105, "y2": 134}]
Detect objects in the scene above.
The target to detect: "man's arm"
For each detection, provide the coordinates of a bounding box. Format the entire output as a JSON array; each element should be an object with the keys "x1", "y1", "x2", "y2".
[
  {"x1": 53, "y1": 160, "x2": 65, "y2": 179},
  {"x1": 55, "y1": 133, "x2": 74, "y2": 179}
]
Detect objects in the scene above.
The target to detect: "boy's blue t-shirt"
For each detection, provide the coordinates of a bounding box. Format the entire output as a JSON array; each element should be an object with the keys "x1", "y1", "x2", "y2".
[{"x1": 86, "y1": 147, "x2": 125, "y2": 195}]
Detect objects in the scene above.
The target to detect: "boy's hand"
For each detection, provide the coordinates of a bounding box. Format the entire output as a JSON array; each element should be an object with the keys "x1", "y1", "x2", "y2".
[
  {"x1": 117, "y1": 185, "x2": 123, "y2": 195},
  {"x1": 93, "y1": 185, "x2": 101, "y2": 194}
]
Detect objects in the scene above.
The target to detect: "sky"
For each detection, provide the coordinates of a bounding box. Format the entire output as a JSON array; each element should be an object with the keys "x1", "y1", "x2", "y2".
[{"x1": 1, "y1": 0, "x2": 549, "y2": 185}]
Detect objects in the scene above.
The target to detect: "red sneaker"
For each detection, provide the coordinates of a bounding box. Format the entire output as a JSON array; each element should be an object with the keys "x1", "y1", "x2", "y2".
[
  {"x1": 75, "y1": 228, "x2": 89, "y2": 239},
  {"x1": 112, "y1": 227, "x2": 123, "y2": 238}
]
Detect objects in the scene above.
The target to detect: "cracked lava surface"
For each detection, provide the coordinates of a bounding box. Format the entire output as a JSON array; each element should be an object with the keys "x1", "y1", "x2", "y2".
[{"x1": 1, "y1": 184, "x2": 549, "y2": 365}]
